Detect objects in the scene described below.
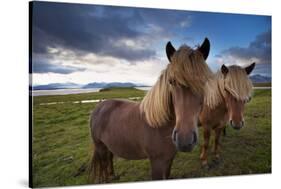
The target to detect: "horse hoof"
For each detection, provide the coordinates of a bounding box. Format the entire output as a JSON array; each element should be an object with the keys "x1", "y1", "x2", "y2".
[
  {"x1": 215, "y1": 154, "x2": 220, "y2": 160},
  {"x1": 111, "y1": 175, "x2": 120, "y2": 180},
  {"x1": 201, "y1": 161, "x2": 209, "y2": 170},
  {"x1": 212, "y1": 159, "x2": 220, "y2": 165},
  {"x1": 212, "y1": 156, "x2": 222, "y2": 165}
]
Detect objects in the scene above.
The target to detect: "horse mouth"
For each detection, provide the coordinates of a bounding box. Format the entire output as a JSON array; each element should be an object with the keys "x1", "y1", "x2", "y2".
[
  {"x1": 230, "y1": 123, "x2": 243, "y2": 130},
  {"x1": 176, "y1": 144, "x2": 195, "y2": 152},
  {"x1": 172, "y1": 132, "x2": 198, "y2": 152},
  {"x1": 230, "y1": 120, "x2": 244, "y2": 130},
  {"x1": 231, "y1": 125, "x2": 242, "y2": 130}
]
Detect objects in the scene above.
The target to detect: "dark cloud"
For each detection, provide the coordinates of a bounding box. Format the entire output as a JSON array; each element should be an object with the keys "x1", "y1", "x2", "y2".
[
  {"x1": 32, "y1": 59, "x2": 85, "y2": 74},
  {"x1": 32, "y1": 2, "x2": 191, "y2": 62},
  {"x1": 32, "y1": 2, "x2": 151, "y2": 61},
  {"x1": 218, "y1": 30, "x2": 271, "y2": 64}
]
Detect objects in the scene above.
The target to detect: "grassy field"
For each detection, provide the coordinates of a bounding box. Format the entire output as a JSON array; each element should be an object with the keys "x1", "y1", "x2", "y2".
[
  {"x1": 32, "y1": 87, "x2": 271, "y2": 187},
  {"x1": 253, "y1": 82, "x2": 271, "y2": 87}
]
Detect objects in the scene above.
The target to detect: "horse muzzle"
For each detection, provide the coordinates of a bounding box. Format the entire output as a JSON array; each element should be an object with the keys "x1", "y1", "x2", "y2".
[
  {"x1": 230, "y1": 120, "x2": 244, "y2": 130},
  {"x1": 172, "y1": 128, "x2": 198, "y2": 152}
]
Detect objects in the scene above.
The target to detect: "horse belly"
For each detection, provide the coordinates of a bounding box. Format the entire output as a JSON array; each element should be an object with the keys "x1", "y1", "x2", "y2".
[
  {"x1": 99, "y1": 101, "x2": 148, "y2": 160},
  {"x1": 104, "y1": 137, "x2": 147, "y2": 160}
]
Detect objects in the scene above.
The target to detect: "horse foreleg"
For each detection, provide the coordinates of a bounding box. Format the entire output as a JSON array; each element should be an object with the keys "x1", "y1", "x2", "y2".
[
  {"x1": 214, "y1": 128, "x2": 222, "y2": 159},
  {"x1": 223, "y1": 126, "x2": 226, "y2": 136},
  {"x1": 200, "y1": 127, "x2": 211, "y2": 167},
  {"x1": 164, "y1": 158, "x2": 174, "y2": 179},
  {"x1": 150, "y1": 158, "x2": 174, "y2": 180}
]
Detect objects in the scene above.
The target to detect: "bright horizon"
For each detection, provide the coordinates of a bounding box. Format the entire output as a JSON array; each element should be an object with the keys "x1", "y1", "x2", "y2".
[{"x1": 31, "y1": 2, "x2": 271, "y2": 86}]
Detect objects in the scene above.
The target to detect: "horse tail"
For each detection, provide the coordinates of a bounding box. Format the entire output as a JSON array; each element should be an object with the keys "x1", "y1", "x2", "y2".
[
  {"x1": 88, "y1": 110, "x2": 102, "y2": 183},
  {"x1": 88, "y1": 143, "x2": 95, "y2": 182},
  {"x1": 88, "y1": 140, "x2": 114, "y2": 183},
  {"x1": 88, "y1": 107, "x2": 114, "y2": 183},
  {"x1": 88, "y1": 141, "x2": 101, "y2": 183},
  {"x1": 88, "y1": 111, "x2": 95, "y2": 181}
]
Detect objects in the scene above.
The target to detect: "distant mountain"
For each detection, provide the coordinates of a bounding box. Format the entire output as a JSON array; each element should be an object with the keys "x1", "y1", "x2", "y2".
[
  {"x1": 82, "y1": 82, "x2": 108, "y2": 89},
  {"x1": 33, "y1": 83, "x2": 81, "y2": 90},
  {"x1": 33, "y1": 82, "x2": 149, "y2": 90},
  {"x1": 250, "y1": 74, "x2": 271, "y2": 83},
  {"x1": 82, "y1": 82, "x2": 146, "y2": 89}
]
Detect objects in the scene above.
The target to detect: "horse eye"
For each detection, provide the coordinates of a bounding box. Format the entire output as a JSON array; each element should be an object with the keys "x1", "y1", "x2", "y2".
[{"x1": 169, "y1": 79, "x2": 175, "y2": 85}]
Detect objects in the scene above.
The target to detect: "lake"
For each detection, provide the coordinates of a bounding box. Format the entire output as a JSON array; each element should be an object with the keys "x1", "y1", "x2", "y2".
[{"x1": 32, "y1": 87, "x2": 152, "y2": 96}]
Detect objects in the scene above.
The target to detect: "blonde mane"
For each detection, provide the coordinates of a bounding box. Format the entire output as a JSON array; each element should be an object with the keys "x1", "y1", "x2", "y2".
[
  {"x1": 140, "y1": 45, "x2": 212, "y2": 128},
  {"x1": 204, "y1": 65, "x2": 253, "y2": 109}
]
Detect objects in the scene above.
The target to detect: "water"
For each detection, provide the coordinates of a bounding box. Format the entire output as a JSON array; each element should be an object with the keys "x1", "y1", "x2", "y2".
[
  {"x1": 32, "y1": 88, "x2": 103, "y2": 96},
  {"x1": 32, "y1": 87, "x2": 151, "y2": 96},
  {"x1": 135, "y1": 86, "x2": 152, "y2": 91},
  {"x1": 39, "y1": 96, "x2": 142, "y2": 106}
]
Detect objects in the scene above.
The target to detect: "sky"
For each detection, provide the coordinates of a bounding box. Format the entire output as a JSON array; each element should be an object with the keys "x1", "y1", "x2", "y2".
[{"x1": 31, "y1": 1, "x2": 271, "y2": 86}]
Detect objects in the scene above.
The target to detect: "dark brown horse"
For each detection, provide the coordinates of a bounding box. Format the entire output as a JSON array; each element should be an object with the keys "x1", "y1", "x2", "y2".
[
  {"x1": 89, "y1": 38, "x2": 213, "y2": 183},
  {"x1": 199, "y1": 63, "x2": 255, "y2": 167}
]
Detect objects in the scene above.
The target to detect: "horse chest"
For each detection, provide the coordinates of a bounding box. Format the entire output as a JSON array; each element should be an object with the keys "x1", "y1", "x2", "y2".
[{"x1": 202, "y1": 104, "x2": 228, "y2": 128}]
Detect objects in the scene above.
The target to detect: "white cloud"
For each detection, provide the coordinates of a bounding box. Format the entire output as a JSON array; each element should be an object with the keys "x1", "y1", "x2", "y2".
[
  {"x1": 215, "y1": 54, "x2": 260, "y2": 67},
  {"x1": 33, "y1": 47, "x2": 168, "y2": 86},
  {"x1": 179, "y1": 17, "x2": 192, "y2": 28}
]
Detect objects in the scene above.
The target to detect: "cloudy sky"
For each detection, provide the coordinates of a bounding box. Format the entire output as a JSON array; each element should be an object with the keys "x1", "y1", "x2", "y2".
[{"x1": 31, "y1": 1, "x2": 271, "y2": 86}]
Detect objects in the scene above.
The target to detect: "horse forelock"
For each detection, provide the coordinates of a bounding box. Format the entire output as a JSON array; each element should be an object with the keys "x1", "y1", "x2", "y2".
[
  {"x1": 170, "y1": 45, "x2": 212, "y2": 96},
  {"x1": 204, "y1": 65, "x2": 253, "y2": 109},
  {"x1": 140, "y1": 44, "x2": 212, "y2": 128}
]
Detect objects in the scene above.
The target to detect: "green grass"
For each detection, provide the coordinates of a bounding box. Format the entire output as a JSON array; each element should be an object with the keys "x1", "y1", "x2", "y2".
[
  {"x1": 32, "y1": 88, "x2": 271, "y2": 187},
  {"x1": 253, "y1": 82, "x2": 271, "y2": 87},
  {"x1": 33, "y1": 87, "x2": 146, "y2": 105}
]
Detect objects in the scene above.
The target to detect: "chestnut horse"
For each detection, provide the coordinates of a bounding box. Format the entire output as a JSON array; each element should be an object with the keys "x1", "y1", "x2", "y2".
[
  {"x1": 199, "y1": 63, "x2": 255, "y2": 167},
  {"x1": 89, "y1": 38, "x2": 213, "y2": 183}
]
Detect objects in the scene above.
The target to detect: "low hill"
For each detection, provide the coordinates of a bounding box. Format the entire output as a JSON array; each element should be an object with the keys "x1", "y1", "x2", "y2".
[
  {"x1": 83, "y1": 82, "x2": 143, "y2": 89},
  {"x1": 250, "y1": 74, "x2": 271, "y2": 83},
  {"x1": 32, "y1": 83, "x2": 81, "y2": 90},
  {"x1": 33, "y1": 82, "x2": 148, "y2": 90}
]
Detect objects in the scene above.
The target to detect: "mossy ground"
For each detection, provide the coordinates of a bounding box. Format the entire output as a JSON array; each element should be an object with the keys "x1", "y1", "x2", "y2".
[{"x1": 32, "y1": 88, "x2": 271, "y2": 187}]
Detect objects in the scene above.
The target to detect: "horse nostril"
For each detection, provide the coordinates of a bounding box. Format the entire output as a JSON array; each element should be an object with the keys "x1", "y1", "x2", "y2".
[{"x1": 172, "y1": 129, "x2": 177, "y2": 142}]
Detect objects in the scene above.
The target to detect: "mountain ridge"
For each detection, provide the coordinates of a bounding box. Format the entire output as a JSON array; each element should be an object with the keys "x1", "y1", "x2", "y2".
[
  {"x1": 250, "y1": 74, "x2": 271, "y2": 83},
  {"x1": 32, "y1": 74, "x2": 271, "y2": 90},
  {"x1": 33, "y1": 82, "x2": 148, "y2": 90}
]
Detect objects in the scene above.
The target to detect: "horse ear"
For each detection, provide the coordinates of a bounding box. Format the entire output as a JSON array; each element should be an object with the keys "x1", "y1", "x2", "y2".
[
  {"x1": 198, "y1": 38, "x2": 210, "y2": 60},
  {"x1": 221, "y1": 64, "x2": 229, "y2": 75},
  {"x1": 166, "y1": 41, "x2": 176, "y2": 62},
  {"x1": 245, "y1": 62, "x2": 256, "y2": 75}
]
